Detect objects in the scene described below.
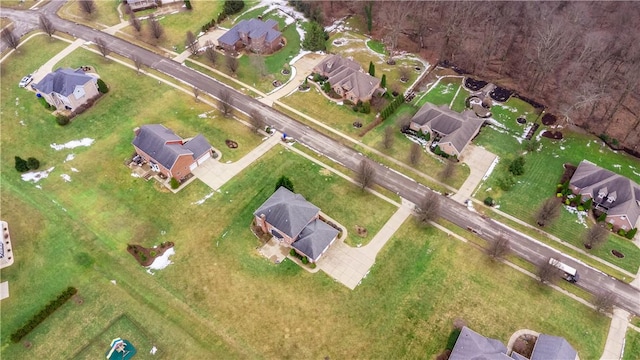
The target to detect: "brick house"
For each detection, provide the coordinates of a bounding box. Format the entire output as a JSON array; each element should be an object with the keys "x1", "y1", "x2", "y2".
[
  {"x1": 32, "y1": 68, "x2": 99, "y2": 111},
  {"x1": 254, "y1": 187, "x2": 339, "y2": 263},
  {"x1": 132, "y1": 124, "x2": 214, "y2": 181},
  {"x1": 313, "y1": 54, "x2": 381, "y2": 103},
  {"x1": 217, "y1": 18, "x2": 283, "y2": 54},
  {"x1": 569, "y1": 160, "x2": 640, "y2": 231}
]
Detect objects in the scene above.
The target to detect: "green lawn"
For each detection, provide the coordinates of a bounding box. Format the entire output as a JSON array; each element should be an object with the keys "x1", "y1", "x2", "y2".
[
  {"x1": 623, "y1": 329, "x2": 640, "y2": 360},
  {"x1": 415, "y1": 77, "x2": 462, "y2": 107},
  {"x1": 366, "y1": 39, "x2": 386, "y2": 55},
  {"x1": 58, "y1": 0, "x2": 121, "y2": 28}
]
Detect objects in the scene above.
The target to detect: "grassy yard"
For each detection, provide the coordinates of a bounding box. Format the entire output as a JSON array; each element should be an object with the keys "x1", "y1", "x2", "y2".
[
  {"x1": 415, "y1": 77, "x2": 463, "y2": 107},
  {"x1": 58, "y1": 0, "x2": 121, "y2": 28},
  {"x1": 624, "y1": 329, "x2": 640, "y2": 360},
  {"x1": 366, "y1": 39, "x2": 386, "y2": 55},
  {"x1": 1, "y1": 34, "x2": 610, "y2": 360}
]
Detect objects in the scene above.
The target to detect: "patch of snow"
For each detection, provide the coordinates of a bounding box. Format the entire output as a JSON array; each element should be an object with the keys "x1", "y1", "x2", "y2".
[
  {"x1": 150, "y1": 346, "x2": 157, "y2": 355},
  {"x1": 633, "y1": 170, "x2": 640, "y2": 177},
  {"x1": 50, "y1": 138, "x2": 94, "y2": 151},
  {"x1": 613, "y1": 164, "x2": 621, "y2": 168},
  {"x1": 71, "y1": 168, "x2": 79, "y2": 172},
  {"x1": 131, "y1": 172, "x2": 141, "y2": 178},
  {"x1": 564, "y1": 205, "x2": 588, "y2": 228},
  {"x1": 559, "y1": 146, "x2": 565, "y2": 150},
  {"x1": 19, "y1": 120, "x2": 26, "y2": 126},
  {"x1": 147, "y1": 247, "x2": 175, "y2": 271},
  {"x1": 21, "y1": 167, "x2": 54, "y2": 183},
  {"x1": 64, "y1": 153, "x2": 75, "y2": 162},
  {"x1": 494, "y1": 205, "x2": 500, "y2": 209},
  {"x1": 61, "y1": 174, "x2": 71, "y2": 182},
  {"x1": 35, "y1": 185, "x2": 42, "y2": 189},
  {"x1": 192, "y1": 191, "x2": 215, "y2": 205},
  {"x1": 482, "y1": 157, "x2": 500, "y2": 181},
  {"x1": 110, "y1": 280, "x2": 117, "y2": 285}
]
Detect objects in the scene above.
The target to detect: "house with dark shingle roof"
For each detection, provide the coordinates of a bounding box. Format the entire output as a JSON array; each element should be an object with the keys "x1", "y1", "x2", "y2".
[
  {"x1": 570, "y1": 160, "x2": 640, "y2": 232},
  {"x1": 125, "y1": 0, "x2": 157, "y2": 12},
  {"x1": 254, "y1": 187, "x2": 339, "y2": 263},
  {"x1": 217, "y1": 18, "x2": 282, "y2": 54},
  {"x1": 32, "y1": 68, "x2": 99, "y2": 111},
  {"x1": 530, "y1": 334, "x2": 578, "y2": 360},
  {"x1": 409, "y1": 103, "x2": 485, "y2": 157},
  {"x1": 132, "y1": 124, "x2": 214, "y2": 181},
  {"x1": 313, "y1": 54, "x2": 382, "y2": 103}
]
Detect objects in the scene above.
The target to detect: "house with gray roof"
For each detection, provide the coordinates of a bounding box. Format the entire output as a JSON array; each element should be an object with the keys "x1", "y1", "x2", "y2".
[
  {"x1": 125, "y1": 0, "x2": 157, "y2": 12},
  {"x1": 570, "y1": 160, "x2": 640, "y2": 232},
  {"x1": 132, "y1": 124, "x2": 214, "y2": 182},
  {"x1": 313, "y1": 54, "x2": 381, "y2": 103},
  {"x1": 409, "y1": 103, "x2": 485, "y2": 157},
  {"x1": 217, "y1": 18, "x2": 282, "y2": 54},
  {"x1": 254, "y1": 187, "x2": 339, "y2": 263},
  {"x1": 530, "y1": 334, "x2": 578, "y2": 360},
  {"x1": 32, "y1": 68, "x2": 99, "y2": 111}
]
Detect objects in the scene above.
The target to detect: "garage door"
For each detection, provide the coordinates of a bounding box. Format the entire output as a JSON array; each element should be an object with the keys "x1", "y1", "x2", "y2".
[
  {"x1": 189, "y1": 162, "x2": 198, "y2": 171},
  {"x1": 197, "y1": 151, "x2": 211, "y2": 165}
]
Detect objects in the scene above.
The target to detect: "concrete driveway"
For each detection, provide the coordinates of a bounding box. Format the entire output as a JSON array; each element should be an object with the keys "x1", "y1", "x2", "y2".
[
  {"x1": 452, "y1": 144, "x2": 498, "y2": 204},
  {"x1": 259, "y1": 53, "x2": 327, "y2": 106}
]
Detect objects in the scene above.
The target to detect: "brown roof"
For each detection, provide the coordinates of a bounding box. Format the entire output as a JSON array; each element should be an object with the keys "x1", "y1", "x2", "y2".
[{"x1": 314, "y1": 54, "x2": 380, "y2": 100}]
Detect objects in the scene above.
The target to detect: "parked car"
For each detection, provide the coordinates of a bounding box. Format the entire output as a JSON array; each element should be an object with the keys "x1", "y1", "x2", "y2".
[{"x1": 19, "y1": 74, "x2": 33, "y2": 88}]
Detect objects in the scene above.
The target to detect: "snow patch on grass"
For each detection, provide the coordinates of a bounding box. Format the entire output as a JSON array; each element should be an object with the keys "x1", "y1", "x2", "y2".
[
  {"x1": 51, "y1": 138, "x2": 94, "y2": 151},
  {"x1": 192, "y1": 191, "x2": 215, "y2": 205},
  {"x1": 21, "y1": 167, "x2": 55, "y2": 183}
]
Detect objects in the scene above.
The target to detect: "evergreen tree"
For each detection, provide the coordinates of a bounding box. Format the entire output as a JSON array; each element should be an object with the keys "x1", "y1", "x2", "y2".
[
  {"x1": 381, "y1": 74, "x2": 386, "y2": 88},
  {"x1": 15, "y1": 156, "x2": 29, "y2": 172},
  {"x1": 27, "y1": 157, "x2": 40, "y2": 170},
  {"x1": 368, "y1": 61, "x2": 375, "y2": 76},
  {"x1": 302, "y1": 21, "x2": 326, "y2": 51},
  {"x1": 223, "y1": 0, "x2": 244, "y2": 15}
]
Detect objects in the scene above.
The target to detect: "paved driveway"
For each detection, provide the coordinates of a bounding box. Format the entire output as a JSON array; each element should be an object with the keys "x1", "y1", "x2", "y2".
[
  {"x1": 259, "y1": 53, "x2": 327, "y2": 106},
  {"x1": 452, "y1": 144, "x2": 497, "y2": 204}
]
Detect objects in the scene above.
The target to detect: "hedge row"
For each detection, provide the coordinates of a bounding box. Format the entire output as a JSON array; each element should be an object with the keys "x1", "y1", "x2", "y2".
[
  {"x1": 11, "y1": 287, "x2": 78, "y2": 343},
  {"x1": 380, "y1": 94, "x2": 405, "y2": 120}
]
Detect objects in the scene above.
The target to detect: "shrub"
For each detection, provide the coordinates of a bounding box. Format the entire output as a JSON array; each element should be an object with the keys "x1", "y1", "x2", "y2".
[
  {"x1": 56, "y1": 114, "x2": 70, "y2": 126},
  {"x1": 170, "y1": 178, "x2": 180, "y2": 189},
  {"x1": 14, "y1": 156, "x2": 29, "y2": 172},
  {"x1": 96, "y1": 78, "x2": 108, "y2": 93},
  {"x1": 381, "y1": 74, "x2": 386, "y2": 88},
  {"x1": 597, "y1": 213, "x2": 607, "y2": 222},
  {"x1": 626, "y1": 228, "x2": 637, "y2": 239},
  {"x1": 38, "y1": 96, "x2": 51, "y2": 109},
  {"x1": 309, "y1": 263, "x2": 316, "y2": 269},
  {"x1": 150, "y1": 250, "x2": 157, "y2": 257},
  {"x1": 498, "y1": 175, "x2": 516, "y2": 191},
  {"x1": 508, "y1": 156, "x2": 526, "y2": 176},
  {"x1": 27, "y1": 157, "x2": 40, "y2": 170},
  {"x1": 556, "y1": 192, "x2": 563, "y2": 198},
  {"x1": 223, "y1": 0, "x2": 244, "y2": 16},
  {"x1": 484, "y1": 197, "x2": 495, "y2": 206},
  {"x1": 289, "y1": 249, "x2": 296, "y2": 256},
  {"x1": 301, "y1": 256, "x2": 309, "y2": 264},
  {"x1": 618, "y1": 229, "x2": 627, "y2": 237},
  {"x1": 583, "y1": 198, "x2": 593, "y2": 210},
  {"x1": 10, "y1": 287, "x2": 77, "y2": 343},
  {"x1": 184, "y1": 0, "x2": 192, "y2": 9},
  {"x1": 577, "y1": 206, "x2": 584, "y2": 211}
]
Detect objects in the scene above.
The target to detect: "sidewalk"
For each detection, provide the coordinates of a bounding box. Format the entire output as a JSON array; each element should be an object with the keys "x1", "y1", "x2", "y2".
[
  {"x1": 31, "y1": 37, "x2": 85, "y2": 83},
  {"x1": 601, "y1": 307, "x2": 630, "y2": 360}
]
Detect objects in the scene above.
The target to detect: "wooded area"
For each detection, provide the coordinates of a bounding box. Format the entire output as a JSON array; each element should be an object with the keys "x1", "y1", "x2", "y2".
[{"x1": 305, "y1": 1, "x2": 640, "y2": 153}]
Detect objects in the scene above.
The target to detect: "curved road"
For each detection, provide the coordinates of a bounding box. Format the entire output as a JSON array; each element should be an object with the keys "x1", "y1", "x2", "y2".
[{"x1": 3, "y1": 1, "x2": 640, "y2": 315}]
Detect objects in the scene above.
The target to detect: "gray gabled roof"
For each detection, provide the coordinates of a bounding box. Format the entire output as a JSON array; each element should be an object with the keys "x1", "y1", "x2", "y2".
[
  {"x1": 314, "y1": 54, "x2": 362, "y2": 77},
  {"x1": 449, "y1": 327, "x2": 511, "y2": 360},
  {"x1": 132, "y1": 124, "x2": 192, "y2": 170},
  {"x1": 510, "y1": 352, "x2": 529, "y2": 360},
  {"x1": 183, "y1": 134, "x2": 212, "y2": 159},
  {"x1": 32, "y1": 68, "x2": 96, "y2": 96},
  {"x1": 530, "y1": 334, "x2": 577, "y2": 360},
  {"x1": 292, "y1": 219, "x2": 339, "y2": 261},
  {"x1": 313, "y1": 55, "x2": 380, "y2": 100},
  {"x1": 218, "y1": 18, "x2": 281, "y2": 47},
  {"x1": 570, "y1": 160, "x2": 640, "y2": 228},
  {"x1": 254, "y1": 187, "x2": 319, "y2": 239}
]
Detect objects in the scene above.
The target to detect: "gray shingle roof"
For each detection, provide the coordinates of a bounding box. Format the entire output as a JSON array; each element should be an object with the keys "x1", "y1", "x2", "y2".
[
  {"x1": 292, "y1": 219, "x2": 339, "y2": 261},
  {"x1": 411, "y1": 103, "x2": 484, "y2": 155},
  {"x1": 314, "y1": 55, "x2": 380, "y2": 100},
  {"x1": 132, "y1": 124, "x2": 212, "y2": 171},
  {"x1": 449, "y1": 327, "x2": 511, "y2": 360},
  {"x1": 218, "y1": 18, "x2": 281, "y2": 47},
  {"x1": 531, "y1": 334, "x2": 577, "y2": 360},
  {"x1": 254, "y1": 187, "x2": 319, "y2": 239},
  {"x1": 183, "y1": 134, "x2": 212, "y2": 159},
  {"x1": 510, "y1": 352, "x2": 529, "y2": 360},
  {"x1": 32, "y1": 68, "x2": 95, "y2": 96},
  {"x1": 571, "y1": 160, "x2": 640, "y2": 228}
]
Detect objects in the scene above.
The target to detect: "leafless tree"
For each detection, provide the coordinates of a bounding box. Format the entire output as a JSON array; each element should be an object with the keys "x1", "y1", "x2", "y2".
[
  {"x1": 397, "y1": 113, "x2": 412, "y2": 132},
  {"x1": 204, "y1": 40, "x2": 218, "y2": 67},
  {"x1": 133, "y1": 56, "x2": 143, "y2": 74},
  {"x1": 39, "y1": 15, "x2": 55, "y2": 37},
  {"x1": 193, "y1": 86, "x2": 200, "y2": 102},
  {"x1": 356, "y1": 159, "x2": 376, "y2": 190},
  {"x1": 218, "y1": 87, "x2": 233, "y2": 117},
  {"x1": 382, "y1": 126, "x2": 394, "y2": 150},
  {"x1": 95, "y1": 37, "x2": 109, "y2": 57},
  {"x1": 583, "y1": 223, "x2": 609, "y2": 249},
  {"x1": 592, "y1": 290, "x2": 616, "y2": 314},
  {"x1": 129, "y1": 14, "x2": 141, "y2": 33},
  {"x1": 78, "y1": 0, "x2": 96, "y2": 16},
  {"x1": 537, "y1": 260, "x2": 558, "y2": 284},
  {"x1": 249, "y1": 110, "x2": 265, "y2": 133},
  {"x1": 148, "y1": 15, "x2": 164, "y2": 40},
  {"x1": 415, "y1": 191, "x2": 440, "y2": 226},
  {"x1": 534, "y1": 198, "x2": 562, "y2": 227},
  {"x1": 185, "y1": 31, "x2": 199, "y2": 54},
  {"x1": 487, "y1": 235, "x2": 510, "y2": 261},
  {"x1": 439, "y1": 159, "x2": 456, "y2": 181},
  {"x1": 225, "y1": 52, "x2": 239, "y2": 75},
  {"x1": 1, "y1": 28, "x2": 19, "y2": 50},
  {"x1": 409, "y1": 142, "x2": 422, "y2": 165},
  {"x1": 249, "y1": 55, "x2": 267, "y2": 77},
  {"x1": 378, "y1": 1, "x2": 414, "y2": 59},
  {"x1": 123, "y1": 3, "x2": 132, "y2": 15}
]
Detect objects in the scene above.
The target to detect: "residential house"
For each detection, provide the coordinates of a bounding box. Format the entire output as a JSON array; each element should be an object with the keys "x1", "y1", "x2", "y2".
[
  {"x1": 32, "y1": 68, "x2": 99, "y2": 111},
  {"x1": 569, "y1": 160, "x2": 640, "y2": 231},
  {"x1": 125, "y1": 0, "x2": 157, "y2": 12},
  {"x1": 217, "y1": 18, "x2": 282, "y2": 54},
  {"x1": 254, "y1": 187, "x2": 339, "y2": 263},
  {"x1": 132, "y1": 124, "x2": 214, "y2": 181},
  {"x1": 313, "y1": 54, "x2": 381, "y2": 103},
  {"x1": 450, "y1": 327, "x2": 578, "y2": 360},
  {"x1": 409, "y1": 102, "x2": 485, "y2": 157}
]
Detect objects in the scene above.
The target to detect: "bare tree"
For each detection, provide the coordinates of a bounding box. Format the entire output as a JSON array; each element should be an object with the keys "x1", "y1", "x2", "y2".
[
  {"x1": 78, "y1": 0, "x2": 96, "y2": 16},
  {"x1": 415, "y1": 191, "x2": 440, "y2": 226},
  {"x1": 378, "y1": 1, "x2": 414, "y2": 59},
  {"x1": 249, "y1": 55, "x2": 267, "y2": 77},
  {"x1": 148, "y1": 15, "x2": 164, "y2": 40},
  {"x1": 133, "y1": 56, "x2": 143, "y2": 74},
  {"x1": 537, "y1": 260, "x2": 558, "y2": 284},
  {"x1": 382, "y1": 126, "x2": 394, "y2": 150},
  {"x1": 592, "y1": 291, "x2": 616, "y2": 314},
  {"x1": 397, "y1": 113, "x2": 412, "y2": 132},
  {"x1": 94, "y1": 37, "x2": 109, "y2": 57},
  {"x1": 534, "y1": 198, "x2": 562, "y2": 227},
  {"x1": 356, "y1": 159, "x2": 376, "y2": 190},
  {"x1": 129, "y1": 14, "x2": 141, "y2": 33},
  {"x1": 193, "y1": 87, "x2": 200, "y2": 102},
  {"x1": 487, "y1": 235, "x2": 510, "y2": 261},
  {"x1": 204, "y1": 40, "x2": 218, "y2": 67},
  {"x1": 439, "y1": 159, "x2": 456, "y2": 181},
  {"x1": 249, "y1": 110, "x2": 265, "y2": 133},
  {"x1": 583, "y1": 223, "x2": 609, "y2": 249},
  {"x1": 39, "y1": 15, "x2": 55, "y2": 37},
  {"x1": 185, "y1": 31, "x2": 199, "y2": 54},
  {"x1": 1, "y1": 28, "x2": 19, "y2": 50},
  {"x1": 409, "y1": 142, "x2": 422, "y2": 165},
  {"x1": 218, "y1": 88, "x2": 233, "y2": 117},
  {"x1": 225, "y1": 52, "x2": 239, "y2": 75}
]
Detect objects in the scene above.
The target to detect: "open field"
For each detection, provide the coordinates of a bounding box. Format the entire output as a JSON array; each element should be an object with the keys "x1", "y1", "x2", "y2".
[
  {"x1": 624, "y1": 329, "x2": 640, "y2": 360},
  {"x1": 58, "y1": 0, "x2": 121, "y2": 28}
]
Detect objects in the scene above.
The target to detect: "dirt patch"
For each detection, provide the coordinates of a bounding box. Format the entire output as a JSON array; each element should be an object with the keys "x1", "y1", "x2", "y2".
[
  {"x1": 72, "y1": 294, "x2": 84, "y2": 305},
  {"x1": 319, "y1": 168, "x2": 332, "y2": 176},
  {"x1": 542, "y1": 113, "x2": 557, "y2": 125},
  {"x1": 559, "y1": 163, "x2": 577, "y2": 184},
  {"x1": 127, "y1": 242, "x2": 175, "y2": 267},
  {"x1": 225, "y1": 139, "x2": 238, "y2": 148},
  {"x1": 464, "y1": 77, "x2": 488, "y2": 91},
  {"x1": 355, "y1": 225, "x2": 368, "y2": 237},
  {"x1": 512, "y1": 334, "x2": 537, "y2": 358},
  {"x1": 541, "y1": 130, "x2": 563, "y2": 140},
  {"x1": 612, "y1": 250, "x2": 625, "y2": 258}
]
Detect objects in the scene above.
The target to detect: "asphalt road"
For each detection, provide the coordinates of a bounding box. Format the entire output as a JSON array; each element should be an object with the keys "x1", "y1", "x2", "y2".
[{"x1": 3, "y1": 1, "x2": 640, "y2": 315}]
